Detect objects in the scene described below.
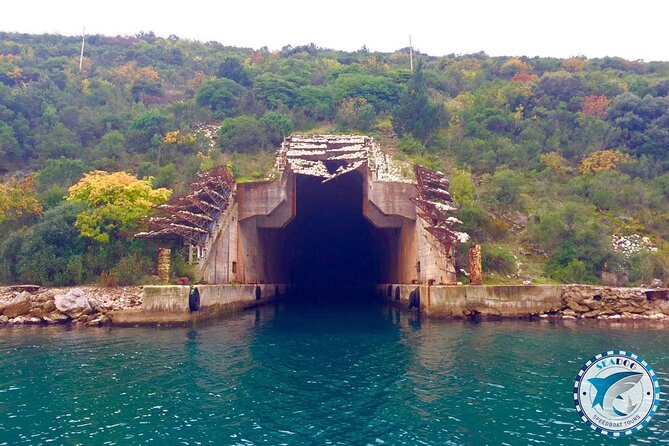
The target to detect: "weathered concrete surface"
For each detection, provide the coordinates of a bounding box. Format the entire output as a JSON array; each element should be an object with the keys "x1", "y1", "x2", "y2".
[
  {"x1": 460, "y1": 285, "x2": 562, "y2": 317},
  {"x1": 379, "y1": 283, "x2": 669, "y2": 321},
  {"x1": 200, "y1": 202, "x2": 239, "y2": 284},
  {"x1": 143, "y1": 286, "x2": 190, "y2": 312},
  {"x1": 237, "y1": 175, "x2": 295, "y2": 227},
  {"x1": 110, "y1": 309, "x2": 192, "y2": 325},
  {"x1": 366, "y1": 181, "x2": 416, "y2": 221},
  {"x1": 198, "y1": 284, "x2": 287, "y2": 309},
  {"x1": 380, "y1": 284, "x2": 562, "y2": 317},
  {"x1": 113, "y1": 284, "x2": 287, "y2": 325}
]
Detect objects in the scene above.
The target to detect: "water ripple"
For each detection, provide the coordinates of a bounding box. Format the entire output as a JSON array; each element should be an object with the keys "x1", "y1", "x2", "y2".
[{"x1": 0, "y1": 304, "x2": 667, "y2": 445}]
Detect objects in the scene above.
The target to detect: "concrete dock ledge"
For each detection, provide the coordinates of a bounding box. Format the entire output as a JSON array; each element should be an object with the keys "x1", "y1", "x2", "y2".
[{"x1": 112, "y1": 284, "x2": 287, "y2": 325}]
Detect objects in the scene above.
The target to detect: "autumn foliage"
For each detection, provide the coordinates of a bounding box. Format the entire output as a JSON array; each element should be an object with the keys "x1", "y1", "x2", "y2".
[
  {"x1": 540, "y1": 152, "x2": 569, "y2": 175},
  {"x1": 512, "y1": 71, "x2": 539, "y2": 83},
  {"x1": 578, "y1": 150, "x2": 632, "y2": 174},
  {"x1": 0, "y1": 176, "x2": 42, "y2": 224},
  {"x1": 581, "y1": 95, "x2": 611, "y2": 119},
  {"x1": 164, "y1": 130, "x2": 197, "y2": 146},
  {"x1": 67, "y1": 171, "x2": 171, "y2": 243}
]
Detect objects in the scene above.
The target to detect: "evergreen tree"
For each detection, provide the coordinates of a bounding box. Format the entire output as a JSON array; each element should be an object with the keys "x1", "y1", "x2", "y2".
[{"x1": 391, "y1": 63, "x2": 441, "y2": 144}]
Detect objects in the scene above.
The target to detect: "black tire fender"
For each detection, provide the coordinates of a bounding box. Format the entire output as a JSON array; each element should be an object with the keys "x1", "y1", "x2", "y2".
[
  {"x1": 189, "y1": 287, "x2": 201, "y2": 312},
  {"x1": 408, "y1": 287, "x2": 420, "y2": 309}
]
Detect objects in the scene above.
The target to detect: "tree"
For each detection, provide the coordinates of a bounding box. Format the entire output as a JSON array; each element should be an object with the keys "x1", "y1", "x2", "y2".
[
  {"x1": 128, "y1": 109, "x2": 170, "y2": 150},
  {"x1": 0, "y1": 176, "x2": 42, "y2": 224},
  {"x1": 481, "y1": 167, "x2": 523, "y2": 207},
  {"x1": 540, "y1": 152, "x2": 569, "y2": 175},
  {"x1": 35, "y1": 123, "x2": 83, "y2": 159},
  {"x1": 335, "y1": 97, "x2": 375, "y2": 131},
  {"x1": 331, "y1": 73, "x2": 398, "y2": 112},
  {"x1": 294, "y1": 86, "x2": 334, "y2": 121},
  {"x1": 35, "y1": 157, "x2": 88, "y2": 192},
  {"x1": 535, "y1": 71, "x2": 588, "y2": 104},
  {"x1": 217, "y1": 58, "x2": 251, "y2": 86},
  {"x1": 217, "y1": 116, "x2": 267, "y2": 152},
  {"x1": 0, "y1": 201, "x2": 86, "y2": 285},
  {"x1": 66, "y1": 171, "x2": 171, "y2": 243},
  {"x1": 94, "y1": 130, "x2": 127, "y2": 161},
  {"x1": 260, "y1": 112, "x2": 293, "y2": 146},
  {"x1": 196, "y1": 78, "x2": 245, "y2": 116},
  {"x1": 581, "y1": 95, "x2": 610, "y2": 119},
  {"x1": 392, "y1": 63, "x2": 441, "y2": 144},
  {"x1": 0, "y1": 121, "x2": 20, "y2": 165},
  {"x1": 131, "y1": 77, "x2": 163, "y2": 102},
  {"x1": 578, "y1": 150, "x2": 632, "y2": 174},
  {"x1": 253, "y1": 74, "x2": 298, "y2": 109}
]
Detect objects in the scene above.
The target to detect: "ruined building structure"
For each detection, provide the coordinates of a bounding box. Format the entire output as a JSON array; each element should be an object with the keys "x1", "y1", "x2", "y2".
[{"x1": 138, "y1": 135, "x2": 468, "y2": 290}]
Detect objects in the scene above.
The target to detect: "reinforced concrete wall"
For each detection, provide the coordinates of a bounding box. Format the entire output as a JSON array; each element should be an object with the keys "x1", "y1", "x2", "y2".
[
  {"x1": 201, "y1": 163, "x2": 458, "y2": 287},
  {"x1": 112, "y1": 284, "x2": 287, "y2": 325},
  {"x1": 379, "y1": 284, "x2": 563, "y2": 317}
]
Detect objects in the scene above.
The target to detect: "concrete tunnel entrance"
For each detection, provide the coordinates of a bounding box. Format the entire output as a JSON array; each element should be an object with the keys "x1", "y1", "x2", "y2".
[
  {"x1": 199, "y1": 135, "x2": 462, "y2": 298},
  {"x1": 280, "y1": 172, "x2": 389, "y2": 300}
]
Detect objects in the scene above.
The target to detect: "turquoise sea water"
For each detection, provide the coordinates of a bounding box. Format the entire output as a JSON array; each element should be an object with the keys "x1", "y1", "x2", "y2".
[{"x1": 0, "y1": 302, "x2": 667, "y2": 445}]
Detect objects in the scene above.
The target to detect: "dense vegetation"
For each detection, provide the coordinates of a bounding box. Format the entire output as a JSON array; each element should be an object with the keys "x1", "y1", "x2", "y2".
[{"x1": 0, "y1": 32, "x2": 667, "y2": 285}]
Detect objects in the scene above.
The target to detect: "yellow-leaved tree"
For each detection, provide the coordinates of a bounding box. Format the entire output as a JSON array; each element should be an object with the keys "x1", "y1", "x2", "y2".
[
  {"x1": 67, "y1": 171, "x2": 171, "y2": 243},
  {"x1": 0, "y1": 176, "x2": 42, "y2": 224},
  {"x1": 578, "y1": 150, "x2": 632, "y2": 174}
]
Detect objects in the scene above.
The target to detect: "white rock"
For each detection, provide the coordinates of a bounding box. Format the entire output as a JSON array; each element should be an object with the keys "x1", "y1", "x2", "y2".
[{"x1": 54, "y1": 288, "x2": 93, "y2": 314}]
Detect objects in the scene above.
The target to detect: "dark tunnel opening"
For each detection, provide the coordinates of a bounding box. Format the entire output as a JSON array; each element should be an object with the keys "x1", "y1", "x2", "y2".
[{"x1": 279, "y1": 170, "x2": 386, "y2": 302}]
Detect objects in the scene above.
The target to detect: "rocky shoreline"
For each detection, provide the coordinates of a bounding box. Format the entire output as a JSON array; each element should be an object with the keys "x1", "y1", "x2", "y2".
[
  {"x1": 0, "y1": 286, "x2": 142, "y2": 326},
  {"x1": 553, "y1": 284, "x2": 669, "y2": 321},
  {"x1": 1, "y1": 283, "x2": 668, "y2": 326}
]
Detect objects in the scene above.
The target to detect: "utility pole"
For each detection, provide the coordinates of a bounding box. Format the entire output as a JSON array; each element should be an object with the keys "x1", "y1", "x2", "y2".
[
  {"x1": 409, "y1": 35, "x2": 413, "y2": 72},
  {"x1": 79, "y1": 26, "x2": 86, "y2": 72}
]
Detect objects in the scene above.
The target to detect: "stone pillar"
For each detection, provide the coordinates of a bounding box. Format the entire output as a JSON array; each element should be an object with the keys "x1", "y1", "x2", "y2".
[
  {"x1": 157, "y1": 248, "x2": 171, "y2": 283},
  {"x1": 469, "y1": 244, "x2": 482, "y2": 285}
]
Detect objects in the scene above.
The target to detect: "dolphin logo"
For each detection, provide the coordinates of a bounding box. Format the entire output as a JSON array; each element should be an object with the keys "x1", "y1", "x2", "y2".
[{"x1": 588, "y1": 371, "x2": 643, "y2": 414}]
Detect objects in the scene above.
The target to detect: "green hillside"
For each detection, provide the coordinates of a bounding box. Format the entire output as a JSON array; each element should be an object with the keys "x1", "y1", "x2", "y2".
[{"x1": 0, "y1": 32, "x2": 667, "y2": 286}]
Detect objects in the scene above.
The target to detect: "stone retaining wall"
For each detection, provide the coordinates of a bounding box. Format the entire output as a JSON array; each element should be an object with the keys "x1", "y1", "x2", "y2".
[{"x1": 561, "y1": 285, "x2": 669, "y2": 320}]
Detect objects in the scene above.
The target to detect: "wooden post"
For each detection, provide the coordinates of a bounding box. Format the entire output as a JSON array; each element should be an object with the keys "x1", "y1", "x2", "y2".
[
  {"x1": 157, "y1": 248, "x2": 171, "y2": 283},
  {"x1": 469, "y1": 244, "x2": 482, "y2": 285}
]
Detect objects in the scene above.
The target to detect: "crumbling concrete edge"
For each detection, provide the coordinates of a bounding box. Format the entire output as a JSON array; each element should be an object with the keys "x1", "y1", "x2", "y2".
[
  {"x1": 112, "y1": 284, "x2": 288, "y2": 326},
  {"x1": 378, "y1": 284, "x2": 669, "y2": 321},
  {"x1": 379, "y1": 284, "x2": 562, "y2": 318}
]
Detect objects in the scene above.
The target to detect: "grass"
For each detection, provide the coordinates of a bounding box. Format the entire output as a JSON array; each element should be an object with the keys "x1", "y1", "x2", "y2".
[{"x1": 228, "y1": 151, "x2": 277, "y2": 183}]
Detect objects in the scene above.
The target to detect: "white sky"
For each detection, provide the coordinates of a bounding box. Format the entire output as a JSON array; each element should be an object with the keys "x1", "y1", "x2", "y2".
[{"x1": 1, "y1": 0, "x2": 667, "y2": 61}]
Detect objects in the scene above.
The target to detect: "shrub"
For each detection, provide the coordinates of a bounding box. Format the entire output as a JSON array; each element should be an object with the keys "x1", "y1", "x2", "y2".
[
  {"x1": 218, "y1": 115, "x2": 268, "y2": 152},
  {"x1": 458, "y1": 203, "x2": 509, "y2": 243},
  {"x1": 172, "y1": 254, "x2": 198, "y2": 283},
  {"x1": 449, "y1": 170, "x2": 475, "y2": 205},
  {"x1": 482, "y1": 246, "x2": 516, "y2": 274},
  {"x1": 549, "y1": 259, "x2": 590, "y2": 283},
  {"x1": 99, "y1": 270, "x2": 120, "y2": 287},
  {"x1": 627, "y1": 249, "x2": 669, "y2": 284},
  {"x1": 480, "y1": 167, "x2": 524, "y2": 207},
  {"x1": 335, "y1": 97, "x2": 376, "y2": 131},
  {"x1": 109, "y1": 252, "x2": 152, "y2": 285},
  {"x1": 397, "y1": 136, "x2": 426, "y2": 155}
]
